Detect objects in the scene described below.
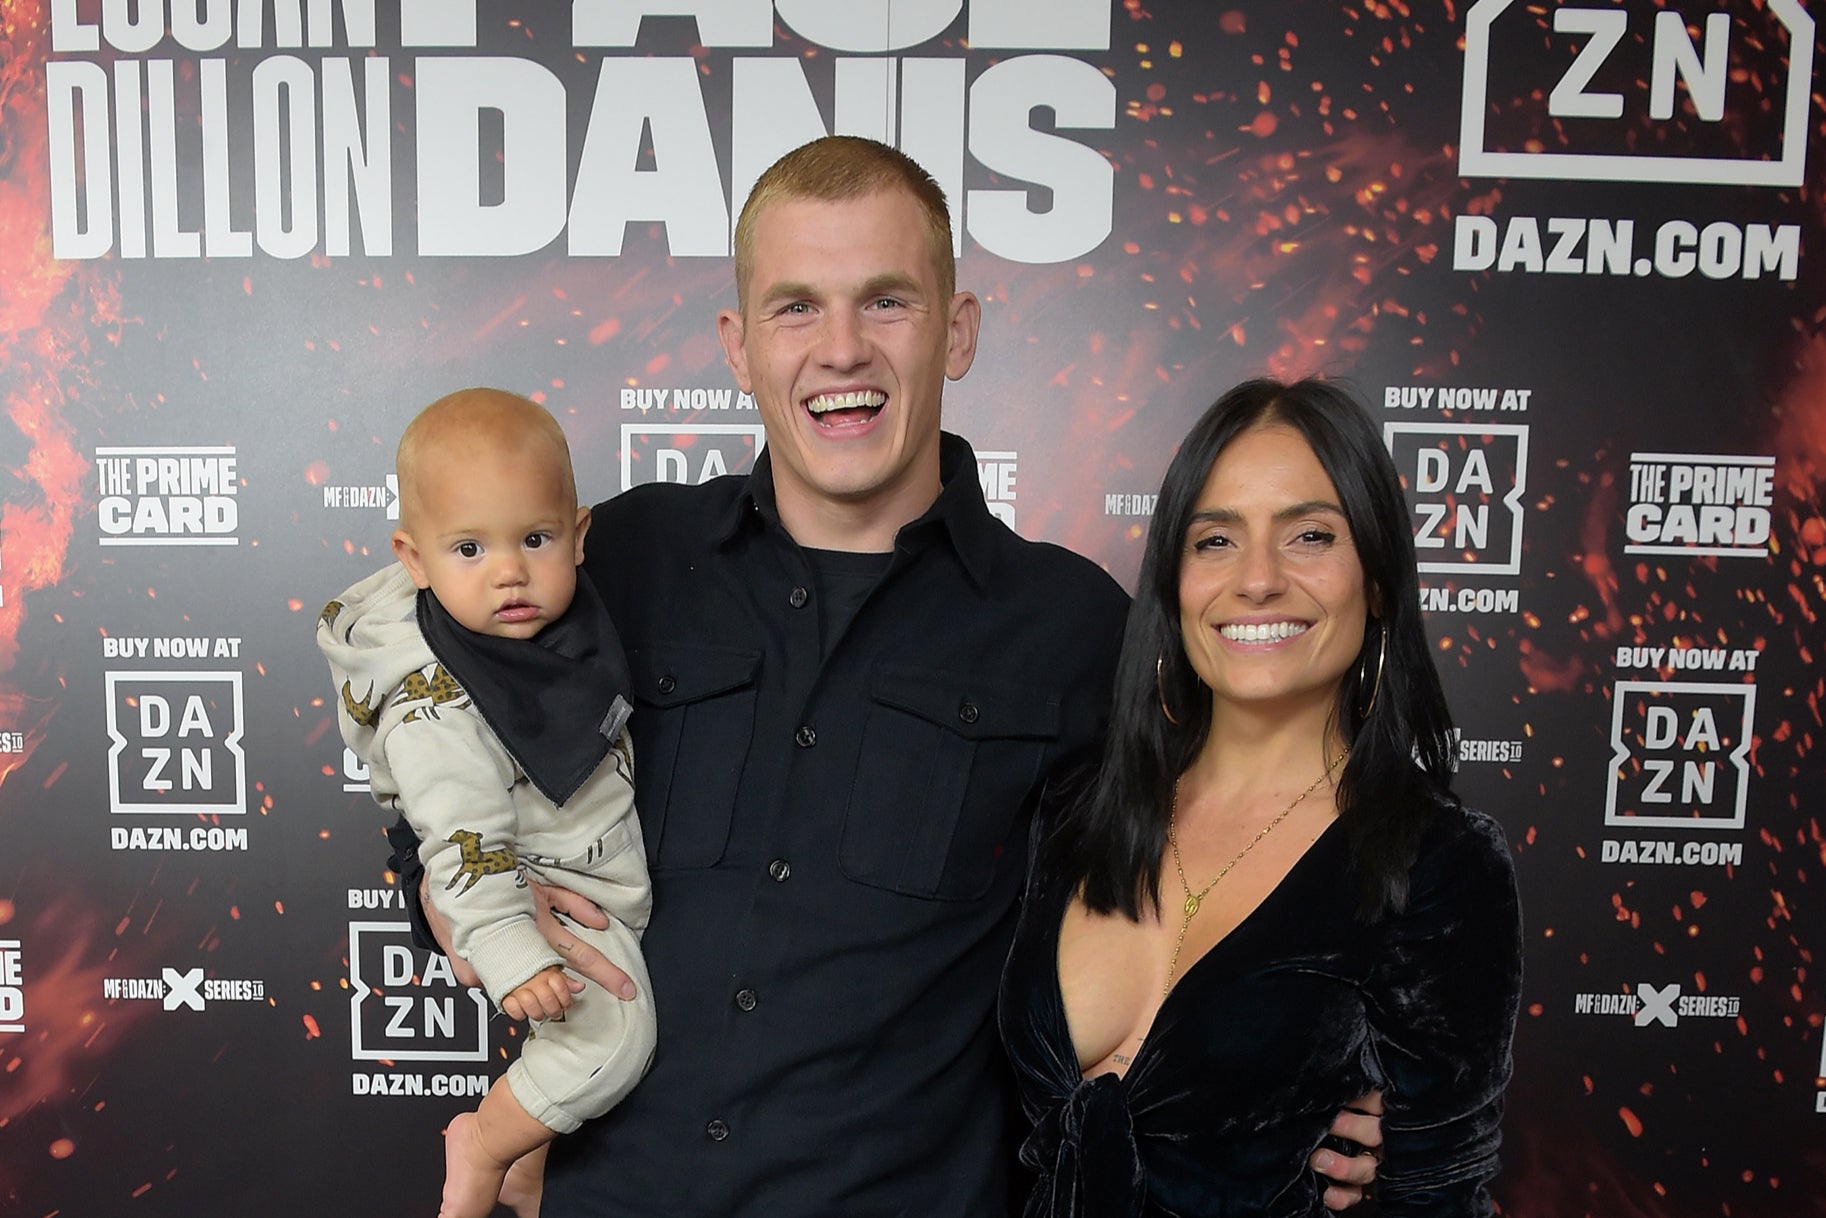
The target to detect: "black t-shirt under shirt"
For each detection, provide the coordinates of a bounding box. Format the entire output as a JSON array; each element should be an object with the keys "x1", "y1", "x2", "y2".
[{"x1": 803, "y1": 545, "x2": 893, "y2": 658}]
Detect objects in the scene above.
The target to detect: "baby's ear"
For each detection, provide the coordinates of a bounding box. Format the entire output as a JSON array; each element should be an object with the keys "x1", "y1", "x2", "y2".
[
  {"x1": 573, "y1": 505, "x2": 592, "y2": 565},
  {"x1": 392, "y1": 529, "x2": 432, "y2": 589}
]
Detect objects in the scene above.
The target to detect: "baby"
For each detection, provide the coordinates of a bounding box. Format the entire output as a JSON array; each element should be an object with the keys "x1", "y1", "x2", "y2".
[{"x1": 318, "y1": 388, "x2": 655, "y2": 1218}]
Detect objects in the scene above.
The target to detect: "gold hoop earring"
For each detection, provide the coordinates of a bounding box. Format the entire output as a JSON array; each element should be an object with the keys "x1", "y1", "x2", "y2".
[
  {"x1": 1157, "y1": 654, "x2": 1182, "y2": 725},
  {"x1": 1357, "y1": 622, "x2": 1388, "y2": 721}
]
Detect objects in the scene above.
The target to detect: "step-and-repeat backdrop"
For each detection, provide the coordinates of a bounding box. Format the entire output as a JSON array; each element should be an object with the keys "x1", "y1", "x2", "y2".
[{"x1": 2, "y1": 2, "x2": 1822, "y2": 1214}]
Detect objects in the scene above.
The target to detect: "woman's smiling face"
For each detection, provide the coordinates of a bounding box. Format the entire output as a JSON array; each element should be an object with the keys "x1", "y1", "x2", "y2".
[{"x1": 1177, "y1": 423, "x2": 1371, "y2": 720}]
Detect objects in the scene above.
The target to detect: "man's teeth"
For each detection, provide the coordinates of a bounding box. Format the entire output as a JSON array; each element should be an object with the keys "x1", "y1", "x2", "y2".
[
  {"x1": 807, "y1": 390, "x2": 887, "y2": 414},
  {"x1": 1220, "y1": 621, "x2": 1308, "y2": 642}
]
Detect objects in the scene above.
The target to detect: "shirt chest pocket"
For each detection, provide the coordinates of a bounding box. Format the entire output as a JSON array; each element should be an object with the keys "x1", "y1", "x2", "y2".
[
  {"x1": 840, "y1": 664, "x2": 1061, "y2": 901},
  {"x1": 628, "y1": 642, "x2": 761, "y2": 870}
]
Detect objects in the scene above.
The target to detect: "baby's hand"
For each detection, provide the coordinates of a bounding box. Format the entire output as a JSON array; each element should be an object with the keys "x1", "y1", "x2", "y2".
[{"x1": 502, "y1": 965, "x2": 574, "y2": 1022}]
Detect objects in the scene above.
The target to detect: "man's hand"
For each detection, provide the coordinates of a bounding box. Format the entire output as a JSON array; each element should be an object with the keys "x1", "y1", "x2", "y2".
[
  {"x1": 1309, "y1": 1090, "x2": 1384, "y2": 1210},
  {"x1": 415, "y1": 874, "x2": 640, "y2": 1000},
  {"x1": 502, "y1": 964, "x2": 578, "y2": 1021},
  {"x1": 530, "y1": 880, "x2": 639, "y2": 1001}
]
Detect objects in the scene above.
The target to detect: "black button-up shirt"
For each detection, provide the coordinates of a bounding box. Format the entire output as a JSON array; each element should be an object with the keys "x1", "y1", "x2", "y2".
[{"x1": 453, "y1": 433, "x2": 1126, "y2": 1216}]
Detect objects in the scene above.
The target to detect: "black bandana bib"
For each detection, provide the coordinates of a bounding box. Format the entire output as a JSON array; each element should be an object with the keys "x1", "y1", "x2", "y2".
[{"x1": 416, "y1": 575, "x2": 632, "y2": 806}]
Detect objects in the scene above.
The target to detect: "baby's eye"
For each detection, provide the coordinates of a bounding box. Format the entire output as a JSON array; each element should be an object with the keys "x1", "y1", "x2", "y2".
[
  {"x1": 524, "y1": 532, "x2": 552, "y2": 550},
  {"x1": 455, "y1": 541, "x2": 481, "y2": 559}
]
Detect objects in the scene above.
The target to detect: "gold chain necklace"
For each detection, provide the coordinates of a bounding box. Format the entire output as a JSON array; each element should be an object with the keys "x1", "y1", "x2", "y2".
[{"x1": 1163, "y1": 748, "x2": 1349, "y2": 996}]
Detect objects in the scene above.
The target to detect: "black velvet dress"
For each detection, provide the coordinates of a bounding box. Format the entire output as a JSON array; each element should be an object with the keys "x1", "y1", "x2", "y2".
[{"x1": 997, "y1": 801, "x2": 1522, "y2": 1217}]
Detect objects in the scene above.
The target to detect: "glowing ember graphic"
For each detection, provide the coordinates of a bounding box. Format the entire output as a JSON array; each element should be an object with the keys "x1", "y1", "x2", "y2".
[
  {"x1": 0, "y1": 3, "x2": 1817, "y2": 1213},
  {"x1": 1773, "y1": 335, "x2": 1826, "y2": 505},
  {"x1": 0, "y1": 691, "x2": 55, "y2": 788},
  {"x1": 0, "y1": 0, "x2": 105, "y2": 673},
  {"x1": 0, "y1": 904, "x2": 159, "y2": 1128}
]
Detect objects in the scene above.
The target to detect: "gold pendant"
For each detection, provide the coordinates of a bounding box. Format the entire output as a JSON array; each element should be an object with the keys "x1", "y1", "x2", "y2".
[{"x1": 1183, "y1": 893, "x2": 1201, "y2": 917}]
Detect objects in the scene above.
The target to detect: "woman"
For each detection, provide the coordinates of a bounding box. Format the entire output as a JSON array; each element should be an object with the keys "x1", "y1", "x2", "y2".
[{"x1": 999, "y1": 378, "x2": 1522, "y2": 1216}]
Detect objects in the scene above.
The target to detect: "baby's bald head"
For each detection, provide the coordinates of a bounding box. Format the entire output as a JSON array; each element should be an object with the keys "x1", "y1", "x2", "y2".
[{"x1": 395, "y1": 389, "x2": 577, "y2": 532}]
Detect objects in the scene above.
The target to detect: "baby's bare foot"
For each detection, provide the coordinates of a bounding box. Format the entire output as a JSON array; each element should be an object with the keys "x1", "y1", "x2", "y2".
[{"x1": 438, "y1": 1111, "x2": 510, "y2": 1218}]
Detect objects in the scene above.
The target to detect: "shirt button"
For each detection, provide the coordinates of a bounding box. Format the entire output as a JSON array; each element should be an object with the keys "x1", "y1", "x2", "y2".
[
  {"x1": 735, "y1": 988, "x2": 758, "y2": 1012},
  {"x1": 707, "y1": 1119, "x2": 730, "y2": 1141},
  {"x1": 657, "y1": 675, "x2": 677, "y2": 695},
  {"x1": 794, "y1": 725, "x2": 817, "y2": 748},
  {"x1": 958, "y1": 701, "x2": 980, "y2": 725},
  {"x1": 788, "y1": 586, "x2": 809, "y2": 608},
  {"x1": 768, "y1": 859, "x2": 792, "y2": 882}
]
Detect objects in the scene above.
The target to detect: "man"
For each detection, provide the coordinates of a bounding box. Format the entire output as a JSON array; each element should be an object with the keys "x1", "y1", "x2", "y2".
[{"x1": 397, "y1": 136, "x2": 1379, "y2": 1215}]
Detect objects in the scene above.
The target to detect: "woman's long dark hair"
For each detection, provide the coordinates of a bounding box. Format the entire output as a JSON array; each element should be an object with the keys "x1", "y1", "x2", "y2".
[{"x1": 1062, "y1": 377, "x2": 1458, "y2": 922}]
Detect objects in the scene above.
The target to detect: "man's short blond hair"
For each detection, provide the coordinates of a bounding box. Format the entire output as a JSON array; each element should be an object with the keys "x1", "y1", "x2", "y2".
[
  {"x1": 395, "y1": 388, "x2": 577, "y2": 529},
  {"x1": 733, "y1": 135, "x2": 955, "y2": 312}
]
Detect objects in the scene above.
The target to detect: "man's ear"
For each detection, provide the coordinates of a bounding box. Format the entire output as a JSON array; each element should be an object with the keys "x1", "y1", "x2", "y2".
[
  {"x1": 573, "y1": 505, "x2": 592, "y2": 565},
  {"x1": 944, "y1": 291, "x2": 982, "y2": 381},
  {"x1": 716, "y1": 308, "x2": 754, "y2": 393},
  {"x1": 392, "y1": 530, "x2": 432, "y2": 589}
]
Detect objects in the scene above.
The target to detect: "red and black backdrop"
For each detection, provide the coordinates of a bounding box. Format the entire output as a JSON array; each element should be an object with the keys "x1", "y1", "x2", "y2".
[{"x1": 1, "y1": 2, "x2": 1822, "y2": 1214}]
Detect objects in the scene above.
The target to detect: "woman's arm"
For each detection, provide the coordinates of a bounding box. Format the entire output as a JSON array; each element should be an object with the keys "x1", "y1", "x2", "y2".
[{"x1": 1363, "y1": 807, "x2": 1524, "y2": 1213}]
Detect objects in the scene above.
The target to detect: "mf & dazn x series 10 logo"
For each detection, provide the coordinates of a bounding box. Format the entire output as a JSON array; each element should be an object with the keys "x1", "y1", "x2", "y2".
[
  {"x1": 102, "y1": 966, "x2": 266, "y2": 1011},
  {"x1": 1572, "y1": 982, "x2": 1741, "y2": 1027}
]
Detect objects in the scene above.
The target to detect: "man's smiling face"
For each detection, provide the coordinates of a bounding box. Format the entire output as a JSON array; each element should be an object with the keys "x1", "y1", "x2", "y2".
[{"x1": 717, "y1": 187, "x2": 979, "y2": 548}]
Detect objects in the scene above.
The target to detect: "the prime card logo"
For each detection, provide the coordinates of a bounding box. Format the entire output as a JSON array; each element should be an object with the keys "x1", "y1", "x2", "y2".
[
  {"x1": 0, "y1": 940, "x2": 23, "y2": 1034},
  {"x1": 976, "y1": 450, "x2": 1017, "y2": 526},
  {"x1": 1625, "y1": 452, "x2": 1774, "y2": 558},
  {"x1": 95, "y1": 446, "x2": 239, "y2": 545}
]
